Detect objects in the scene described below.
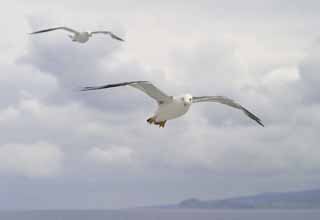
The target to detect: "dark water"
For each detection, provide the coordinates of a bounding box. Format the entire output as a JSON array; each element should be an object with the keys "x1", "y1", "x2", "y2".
[{"x1": 0, "y1": 209, "x2": 319, "y2": 220}]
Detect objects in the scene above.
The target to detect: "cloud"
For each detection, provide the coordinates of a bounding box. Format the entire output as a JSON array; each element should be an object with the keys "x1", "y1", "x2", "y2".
[
  {"x1": 0, "y1": 106, "x2": 20, "y2": 122},
  {"x1": 0, "y1": 0, "x2": 319, "y2": 209},
  {"x1": 0, "y1": 62, "x2": 58, "y2": 109},
  {"x1": 14, "y1": 11, "x2": 320, "y2": 178},
  {"x1": 297, "y1": 40, "x2": 320, "y2": 104},
  {"x1": 88, "y1": 146, "x2": 135, "y2": 167},
  {"x1": 0, "y1": 142, "x2": 63, "y2": 177}
]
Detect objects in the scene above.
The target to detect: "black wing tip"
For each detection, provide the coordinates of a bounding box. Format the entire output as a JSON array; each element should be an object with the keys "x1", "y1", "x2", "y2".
[
  {"x1": 81, "y1": 87, "x2": 95, "y2": 91},
  {"x1": 29, "y1": 31, "x2": 42, "y2": 35},
  {"x1": 80, "y1": 81, "x2": 149, "y2": 92},
  {"x1": 257, "y1": 120, "x2": 265, "y2": 127},
  {"x1": 29, "y1": 27, "x2": 61, "y2": 35},
  {"x1": 113, "y1": 36, "x2": 125, "y2": 41},
  {"x1": 117, "y1": 37, "x2": 125, "y2": 41},
  {"x1": 29, "y1": 30, "x2": 48, "y2": 35},
  {"x1": 242, "y1": 108, "x2": 265, "y2": 127},
  {"x1": 110, "y1": 33, "x2": 125, "y2": 41}
]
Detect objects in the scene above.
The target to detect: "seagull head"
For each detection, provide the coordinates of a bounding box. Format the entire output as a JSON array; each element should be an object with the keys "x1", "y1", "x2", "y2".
[
  {"x1": 183, "y1": 94, "x2": 193, "y2": 106},
  {"x1": 86, "y1": 31, "x2": 93, "y2": 37}
]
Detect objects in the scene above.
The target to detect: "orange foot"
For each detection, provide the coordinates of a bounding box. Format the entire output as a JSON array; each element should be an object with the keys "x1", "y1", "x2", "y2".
[
  {"x1": 147, "y1": 117, "x2": 156, "y2": 124},
  {"x1": 146, "y1": 118, "x2": 167, "y2": 128},
  {"x1": 159, "y1": 121, "x2": 167, "y2": 128}
]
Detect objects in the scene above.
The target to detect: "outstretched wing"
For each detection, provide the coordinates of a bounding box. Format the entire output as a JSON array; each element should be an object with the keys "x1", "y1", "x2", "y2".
[
  {"x1": 90, "y1": 31, "x2": 124, "y2": 41},
  {"x1": 192, "y1": 96, "x2": 264, "y2": 127},
  {"x1": 81, "y1": 81, "x2": 172, "y2": 104},
  {"x1": 30, "y1": 26, "x2": 79, "y2": 35}
]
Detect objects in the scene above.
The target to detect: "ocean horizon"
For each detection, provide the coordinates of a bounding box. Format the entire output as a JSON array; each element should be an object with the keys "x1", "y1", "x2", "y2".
[{"x1": 0, "y1": 209, "x2": 319, "y2": 220}]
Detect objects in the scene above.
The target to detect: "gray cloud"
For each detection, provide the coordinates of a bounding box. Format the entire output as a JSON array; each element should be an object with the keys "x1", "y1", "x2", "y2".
[
  {"x1": 0, "y1": 142, "x2": 63, "y2": 177},
  {"x1": 0, "y1": 0, "x2": 319, "y2": 209}
]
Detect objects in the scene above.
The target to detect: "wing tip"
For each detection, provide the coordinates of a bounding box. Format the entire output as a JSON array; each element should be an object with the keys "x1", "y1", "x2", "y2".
[
  {"x1": 117, "y1": 37, "x2": 125, "y2": 41},
  {"x1": 110, "y1": 33, "x2": 125, "y2": 41},
  {"x1": 80, "y1": 87, "x2": 95, "y2": 91},
  {"x1": 29, "y1": 31, "x2": 41, "y2": 35},
  {"x1": 113, "y1": 36, "x2": 125, "y2": 41},
  {"x1": 80, "y1": 81, "x2": 149, "y2": 92},
  {"x1": 29, "y1": 30, "x2": 47, "y2": 35},
  {"x1": 257, "y1": 120, "x2": 265, "y2": 127},
  {"x1": 28, "y1": 27, "x2": 62, "y2": 35},
  {"x1": 242, "y1": 107, "x2": 265, "y2": 127}
]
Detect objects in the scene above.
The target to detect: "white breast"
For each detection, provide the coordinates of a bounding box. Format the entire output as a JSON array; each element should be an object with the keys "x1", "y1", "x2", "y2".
[
  {"x1": 155, "y1": 98, "x2": 190, "y2": 121},
  {"x1": 75, "y1": 32, "x2": 90, "y2": 43}
]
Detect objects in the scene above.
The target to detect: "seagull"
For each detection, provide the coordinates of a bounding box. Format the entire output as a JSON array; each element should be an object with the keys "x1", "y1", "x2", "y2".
[
  {"x1": 81, "y1": 81, "x2": 264, "y2": 128},
  {"x1": 30, "y1": 26, "x2": 124, "y2": 43}
]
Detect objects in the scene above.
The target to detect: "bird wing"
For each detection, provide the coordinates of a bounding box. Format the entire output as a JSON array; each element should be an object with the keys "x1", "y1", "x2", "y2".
[
  {"x1": 192, "y1": 96, "x2": 264, "y2": 126},
  {"x1": 90, "y1": 31, "x2": 124, "y2": 41},
  {"x1": 81, "y1": 81, "x2": 172, "y2": 104},
  {"x1": 30, "y1": 26, "x2": 79, "y2": 35}
]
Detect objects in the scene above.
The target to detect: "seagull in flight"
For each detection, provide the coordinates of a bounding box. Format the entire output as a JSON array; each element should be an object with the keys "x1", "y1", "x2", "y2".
[
  {"x1": 82, "y1": 81, "x2": 264, "y2": 128},
  {"x1": 30, "y1": 26, "x2": 124, "y2": 43}
]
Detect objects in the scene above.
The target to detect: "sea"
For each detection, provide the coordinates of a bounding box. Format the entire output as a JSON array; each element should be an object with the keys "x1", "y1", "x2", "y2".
[{"x1": 0, "y1": 209, "x2": 319, "y2": 220}]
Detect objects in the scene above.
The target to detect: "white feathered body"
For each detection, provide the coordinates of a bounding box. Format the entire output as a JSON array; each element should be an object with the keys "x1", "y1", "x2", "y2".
[
  {"x1": 154, "y1": 95, "x2": 191, "y2": 122},
  {"x1": 72, "y1": 32, "x2": 90, "y2": 43}
]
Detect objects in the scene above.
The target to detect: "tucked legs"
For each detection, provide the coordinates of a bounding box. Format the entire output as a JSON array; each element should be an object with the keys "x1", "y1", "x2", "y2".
[{"x1": 146, "y1": 117, "x2": 167, "y2": 128}]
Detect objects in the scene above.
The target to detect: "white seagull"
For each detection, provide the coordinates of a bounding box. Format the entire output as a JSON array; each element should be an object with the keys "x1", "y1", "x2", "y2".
[
  {"x1": 81, "y1": 81, "x2": 264, "y2": 128},
  {"x1": 30, "y1": 26, "x2": 124, "y2": 43}
]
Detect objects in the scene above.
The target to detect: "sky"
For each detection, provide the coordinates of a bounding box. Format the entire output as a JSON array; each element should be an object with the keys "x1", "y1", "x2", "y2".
[{"x1": 0, "y1": 0, "x2": 320, "y2": 209}]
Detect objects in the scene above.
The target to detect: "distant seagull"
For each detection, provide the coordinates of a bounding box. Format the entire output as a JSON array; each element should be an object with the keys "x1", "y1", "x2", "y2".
[
  {"x1": 30, "y1": 26, "x2": 124, "y2": 43},
  {"x1": 81, "y1": 81, "x2": 264, "y2": 128}
]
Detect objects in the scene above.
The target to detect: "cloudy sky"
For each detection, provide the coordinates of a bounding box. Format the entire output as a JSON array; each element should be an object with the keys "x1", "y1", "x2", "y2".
[{"x1": 0, "y1": 0, "x2": 320, "y2": 209}]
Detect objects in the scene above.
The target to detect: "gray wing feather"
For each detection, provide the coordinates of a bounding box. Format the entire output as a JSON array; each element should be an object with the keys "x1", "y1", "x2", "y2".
[
  {"x1": 192, "y1": 96, "x2": 264, "y2": 127},
  {"x1": 91, "y1": 31, "x2": 124, "y2": 41},
  {"x1": 81, "y1": 81, "x2": 171, "y2": 103},
  {"x1": 30, "y1": 26, "x2": 79, "y2": 34}
]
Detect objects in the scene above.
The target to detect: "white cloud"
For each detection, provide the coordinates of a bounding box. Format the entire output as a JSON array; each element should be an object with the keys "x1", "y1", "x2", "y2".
[
  {"x1": 0, "y1": 106, "x2": 20, "y2": 122},
  {"x1": 262, "y1": 66, "x2": 300, "y2": 86},
  {"x1": 0, "y1": 142, "x2": 63, "y2": 177},
  {"x1": 0, "y1": 0, "x2": 320, "y2": 209},
  {"x1": 88, "y1": 146, "x2": 135, "y2": 167}
]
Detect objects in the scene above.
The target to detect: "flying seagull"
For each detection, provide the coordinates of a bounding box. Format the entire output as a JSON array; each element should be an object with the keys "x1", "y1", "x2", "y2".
[
  {"x1": 30, "y1": 26, "x2": 124, "y2": 43},
  {"x1": 81, "y1": 81, "x2": 264, "y2": 128}
]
